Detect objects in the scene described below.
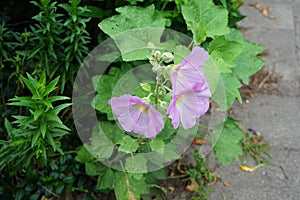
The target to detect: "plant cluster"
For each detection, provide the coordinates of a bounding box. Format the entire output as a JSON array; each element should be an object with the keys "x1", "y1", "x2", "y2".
[{"x1": 0, "y1": 0, "x2": 272, "y2": 199}]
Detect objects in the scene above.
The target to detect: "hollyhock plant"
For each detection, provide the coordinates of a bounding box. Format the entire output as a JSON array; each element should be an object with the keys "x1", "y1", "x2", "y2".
[
  {"x1": 108, "y1": 94, "x2": 164, "y2": 138},
  {"x1": 167, "y1": 80, "x2": 211, "y2": 129},
  {"x1": 171, "y1": 46, "x2": 209, "y2": 94}
]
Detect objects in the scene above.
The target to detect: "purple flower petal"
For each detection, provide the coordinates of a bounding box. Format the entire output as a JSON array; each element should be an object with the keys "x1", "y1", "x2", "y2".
[
  {"x1": 108, "y1": 95, "x2": 164, "y2": 138},
  {"x1": 172, "y1": 46, "x2": 209, "y2": 94},
  {"x1": 167, "y1": 81, "x2": 211, "y2": 129}
]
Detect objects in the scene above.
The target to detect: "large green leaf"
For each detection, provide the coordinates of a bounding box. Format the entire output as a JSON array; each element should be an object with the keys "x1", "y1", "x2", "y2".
[
  {"x1": 87, "y1": 128, "x2": 115, "y2": 160},
  {"x1": 173, "y1": 45, "x2": 190, "y2": 65},
  {"x1": 93, "y1": 65, "x2": 132, "y2": 120},
  {"x1": 125, "y1": 154, "x2": 148, "y2": 173},
  {"x1": 208, "y1": 36, "x2": 244, "y2": 73},
  {"x1": 181, "y1": 0, "x2": 230, "y2": 44},
  {"x1": 119, "y1": 135, "x2": 139, "y2": 153},
  {"x1": 96, "y1": 168, "x2": 114, "y2": 190},
  {"x1": 75, "y1": 145, "x2": 95, "y2": 163},
  {"x1": 205, "y1": 30, "x2": 264, "y2": 110},
  {"x1": 114, "y1": 172, "x2": 150, "y2": 200},
  {"x1": 99, "y1": 5, "x2": 166, "y2": 61},
  {"x1": 210, "y1": 117, "x2": 244, "y2": 165},
  {"x1": 226, "y1": 30, "x2": 265, "y2": 84},
  {"x1": 204, "y1": 57, "x2": 220, "y2": 94},
  {"x1": 211, "y1": 73, "x2": 242, "y2": 111},
  {"x1": 99, "y1": 121, "x2": 125, "y2": 144}
]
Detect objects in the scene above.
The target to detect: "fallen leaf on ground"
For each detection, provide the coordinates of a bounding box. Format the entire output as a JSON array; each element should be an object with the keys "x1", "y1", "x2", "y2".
[
  {"x1": 240, "y1": 165, "x2": 255, "y2": 172},
  {"x1": 249, "y1": 2, "x2": 260, "y2": 8},
  {"x1": 249, "y1": 3, "x2": 276, "y2": 20},
  {"x1": 222, "y1": 180, "x2": 233, "y2": 188},
  {"x1": 192, "y1": 139, "x2": 206, "y2": 145},
  {"x1": 168, "y1": 186, "x2": 175, "y2": 194},
  {"x1": 240, "y1": 163, "x2": 265, "y2": 172},
  {"x1": 261, "y1": 7, "x2": 270, "y2": 16},
  {"x1": 268, "y1": 15, "x2": 276, "y2": 20},
  {"x1": 185, "y1": 180, "x2": 199, "y2": 192}
]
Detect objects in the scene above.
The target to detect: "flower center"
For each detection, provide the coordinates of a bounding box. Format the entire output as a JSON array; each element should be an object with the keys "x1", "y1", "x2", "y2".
[
  {"x1": 176, "y1": 95, "x2": 184, "y2": 104},
  {"x1": 135, "y1": 104, "x2": 149, "y2": 113}
]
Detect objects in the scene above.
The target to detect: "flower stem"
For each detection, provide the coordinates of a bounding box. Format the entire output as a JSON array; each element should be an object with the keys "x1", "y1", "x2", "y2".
[
  {"x1": 154, "y1": 74, "x2": 161, "y2": 109},
  {"x1": 198, "y1": 123, "x2": 211, "y2": 130},
  {"x1": 188, "y1": 41, "x2": 194, "y2": 49},
  {"x1": 161, "y1": 1, "x2": 168, "y2": 11}
]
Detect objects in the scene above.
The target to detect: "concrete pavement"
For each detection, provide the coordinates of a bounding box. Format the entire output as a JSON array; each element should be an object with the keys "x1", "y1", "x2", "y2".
[{"x1": 209, "y1": 0, "x2": 300, "y2": 199}]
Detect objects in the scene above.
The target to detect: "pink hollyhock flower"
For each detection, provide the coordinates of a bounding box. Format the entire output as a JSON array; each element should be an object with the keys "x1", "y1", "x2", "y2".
[
  {"x1": 108, "y1": 94, "x2": 164, "y2": 138},
  {"x1": 171, "y1": 46, "x2": 209, "y2": 94},
  {"x1": 167, "y1": 80, "x2": 211, "y2": 129}
]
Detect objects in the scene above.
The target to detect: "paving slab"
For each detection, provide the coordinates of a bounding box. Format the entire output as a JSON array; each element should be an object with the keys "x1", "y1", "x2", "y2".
[
  {"x1": 238, "y1": 4, "x2": 294, "y2": 30},
  {"x1": 241, "y1": 29, "x2": 297, "y2": 69},
  {"x1": 209, "y1": 95, "x2": 300, "y2": 200},
  {"x1": 208, "y1": 0, "x2": 300, "y2": 199}
]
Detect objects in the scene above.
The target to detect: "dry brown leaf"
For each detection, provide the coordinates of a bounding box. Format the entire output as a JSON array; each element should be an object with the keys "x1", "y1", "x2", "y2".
[
  {"x1": 268, "y1": 15, "x2": 276, "y2": 20},
  {"x1": 207, "y1": 173, "x2": 218, "y2": 186},
  {"x1": 222, "y1": 180, "x2": 233, "y2": 188},
  {"x1": 245, "y1": 91, "x2": 255, "y2": 98},
  {"x1": 192, "y1": 139, "x2": 206, "y2": 145},
  {"x1": 168, "y1": 186, "x2": 175, "y2": 194},
  {"x1": 185, "y1": 180, "x2": 199, "y2": 192},
  {"x1": 249, "y1": 2, "x2": 260, "y2": 9},
  {"x1": 261, "y1": 7, "x2": 270, "y2": 16}
]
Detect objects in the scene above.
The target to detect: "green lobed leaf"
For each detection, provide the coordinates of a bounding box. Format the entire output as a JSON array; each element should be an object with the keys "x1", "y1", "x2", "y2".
[
  {"x1": 211, "y1": 73, "x2": 242, "y2": 111},
  {"x1": 210, "y1": 117, "x2": 244, "y2": 165},
  {"x1": 119, "y1": 135, "x2": 139, "y2": 153},
  {"x1": 114, "y1": 172, "x2": 150, "y2": 200},
  {"x1": 96, "y1": 168, "x2": 114, "y2": 190},
  {"x1": 94, "y1": 65, "x2": 132, "y2": 120},
  {"x1": 204, "y1": 57, "x2": 220, "y2": 94},
  {"x1": 85, "y1": 162, "x2": 102, "y2": 176},
  {"x1": 99, "y1": 5, "x2": 166, "y2": 61},
  {"x1": 226, "y1": 30, "x2": 265, "y2": 84},
  {"x1": 99, "y1": 121, "x2": 125, "y2": 144},
  {"x1": 181, "y1": 0, "x2": 230, "y2": 44},
  {"x1": 88, "y1": 130, "x2": 114, "y2": 160},
  {"x1": 125, "y1": 154, "x2": 148, "y2": 173},
  {"x1": 75, "y1": 145, "x2": 95, "y2": 163},
  {"x1": 173, "y1": 45, "x2": 191, "y2": 65},
  {"x1": 208, "y1": 35, "x2": 244, "y2": 73},
  {"x1": 204, "y1": 30, "x2": 263, "y2": 110},
  {"x1": 149, "y1": 138, "x2": 165, "y2": 151}
]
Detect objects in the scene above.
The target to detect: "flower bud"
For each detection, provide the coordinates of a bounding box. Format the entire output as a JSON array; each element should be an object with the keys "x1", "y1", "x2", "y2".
[
  {"x1": 149, "y1": 57, "x2": 157, "y2": 65},
  {"x1": 154, "y1": 51, "x2": 161, "y2": 60},
  {"x1": 161, "y1": 52, "x2": 174, "y2": 63},
  {"x1": 140, "y1": 83, "x2": 151, "y2": 92},
  {"x1": 158, "y1": 87, "x2": 166, "y2": 97},
  {"x1": 159, "y1": 100, "x2": 169, "y2": 110},
  {"x1": 152, "y1": 63, "x2": 161, "y2": 72}
]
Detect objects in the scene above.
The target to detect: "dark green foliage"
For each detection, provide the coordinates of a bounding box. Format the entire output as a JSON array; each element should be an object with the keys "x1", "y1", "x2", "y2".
[
  {"x1": 0, "y1": 153, "x2": 88, "y2": 199},
  {"x1": 1, "y1": 0, "x2": 91, "y2": 93},
  {"x1": 0, "y1": 72, "x2": 71, "y2": 174}
]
